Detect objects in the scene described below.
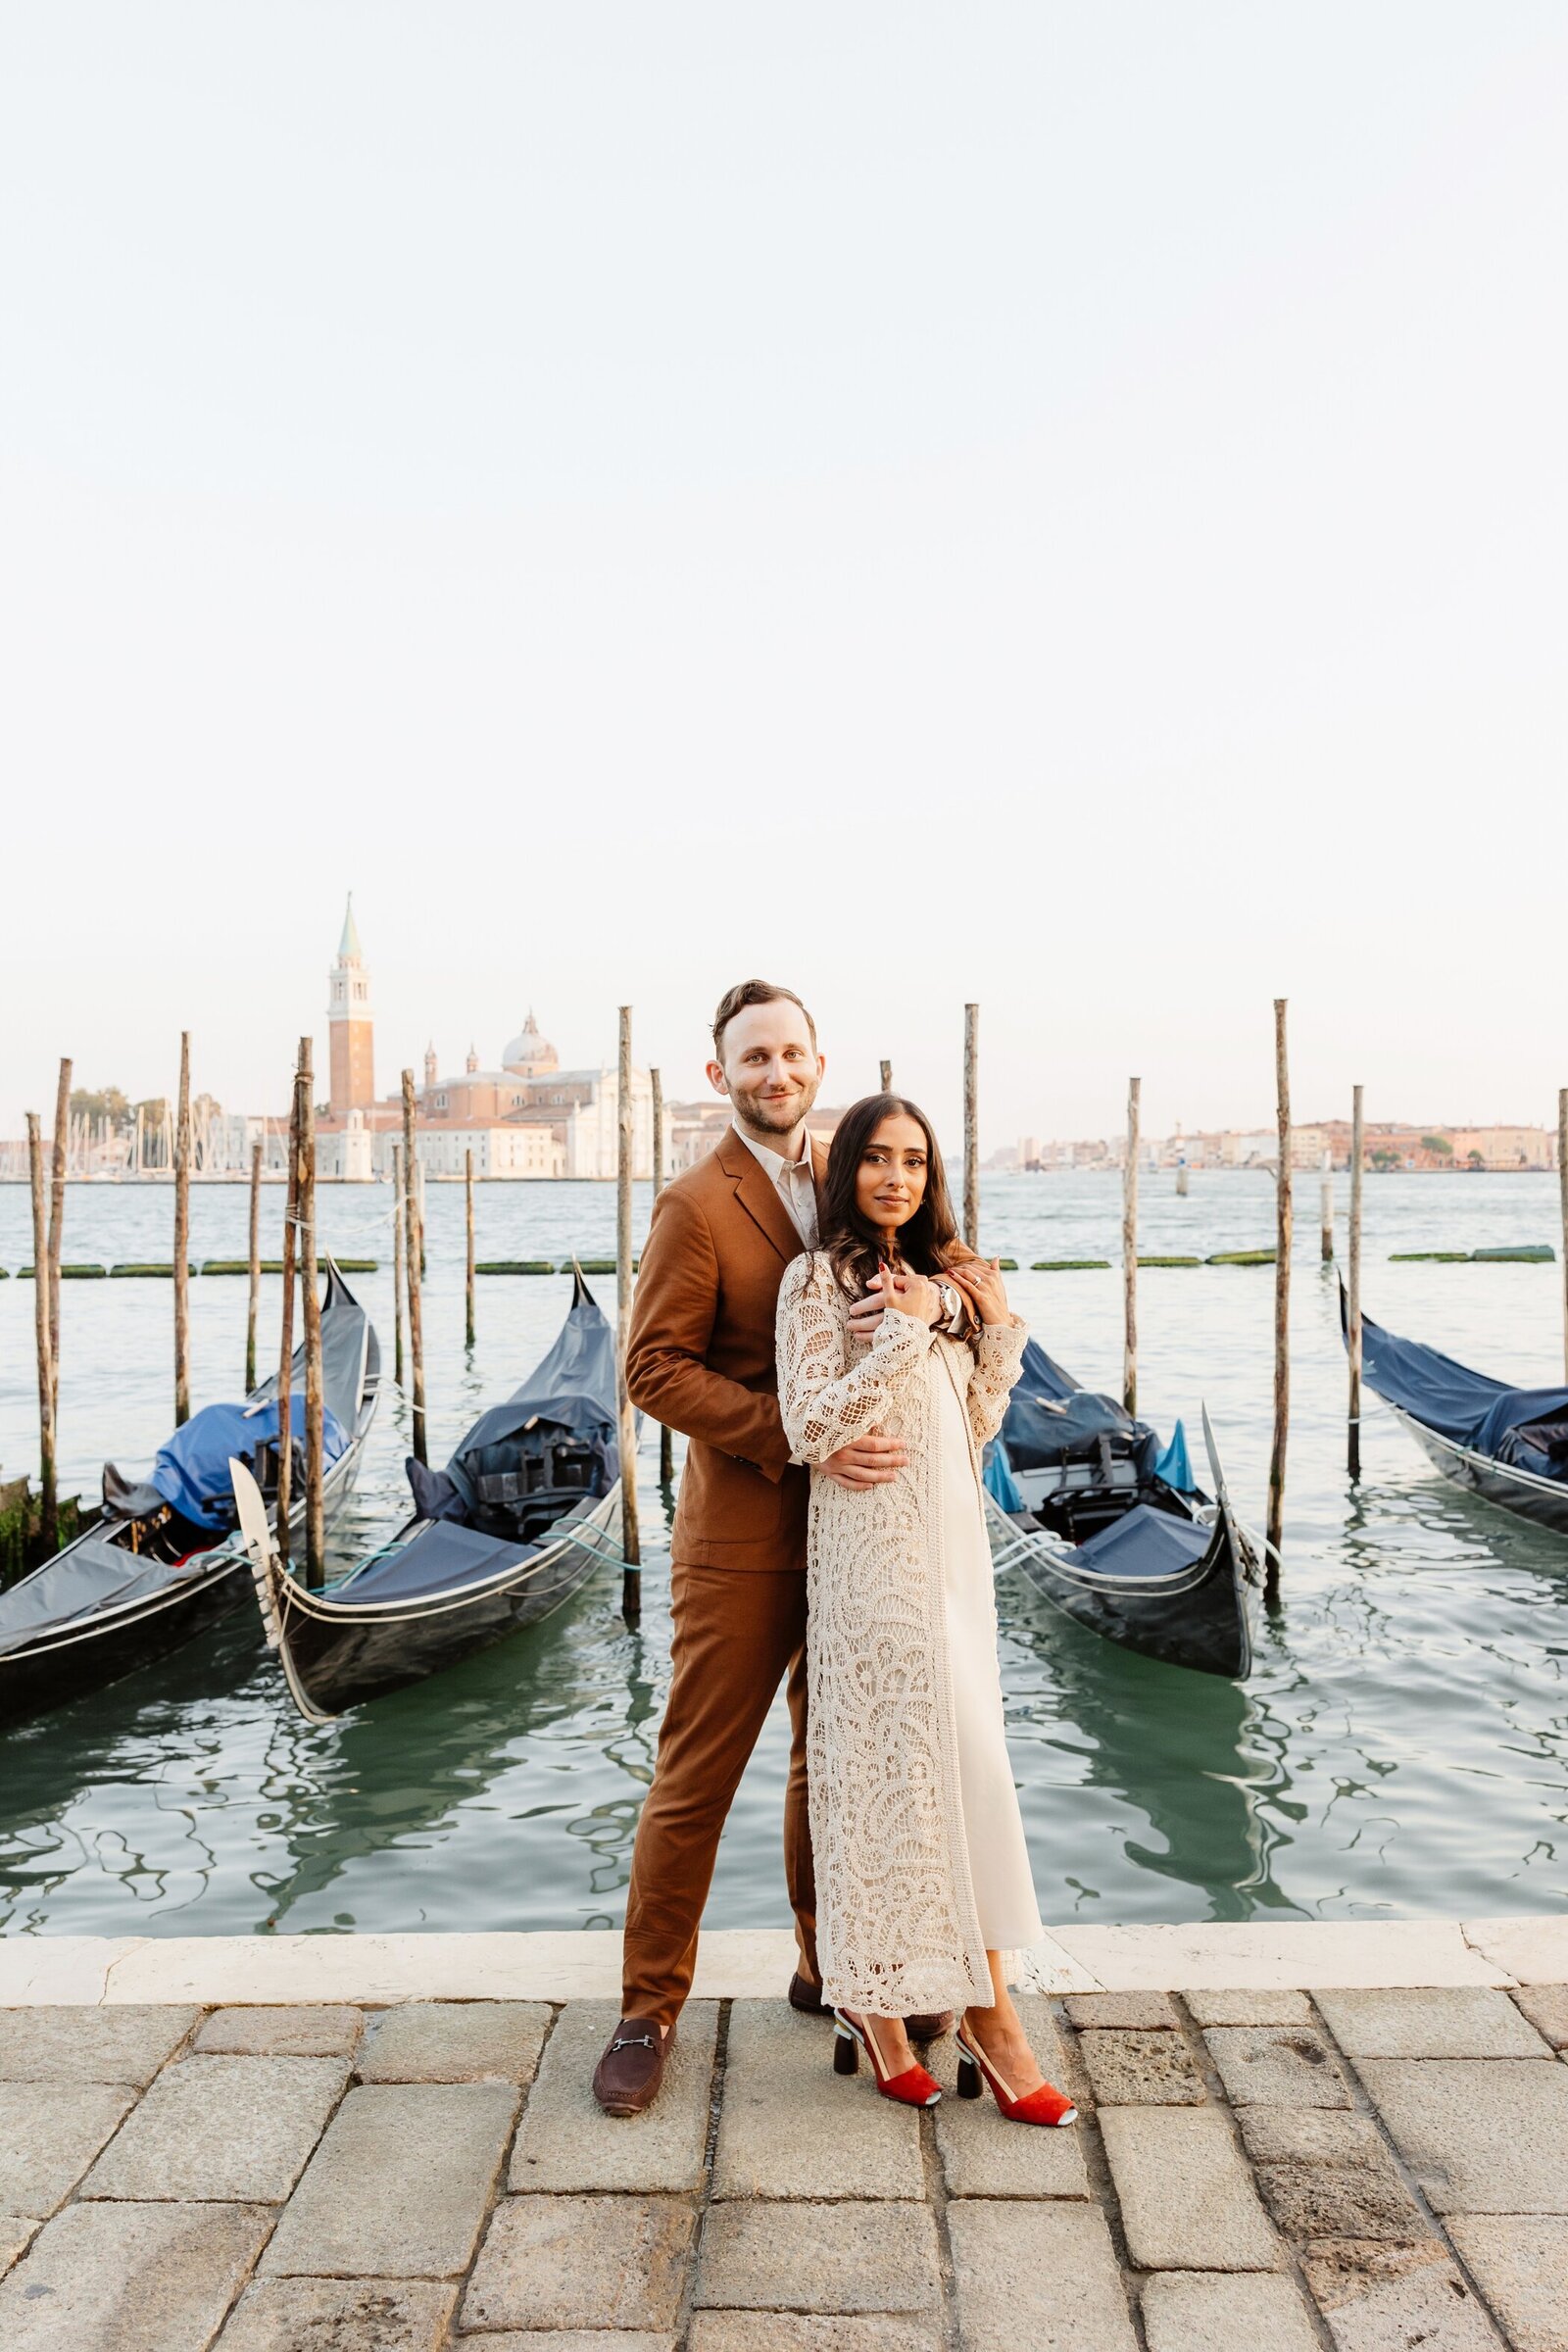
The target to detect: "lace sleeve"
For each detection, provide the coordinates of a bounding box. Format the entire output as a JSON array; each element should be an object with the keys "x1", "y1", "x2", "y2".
[
  {"x1": 776, "y1": 1253, "x2": 933, "y2": 1464},
  {"x1": 966, "y1": 1317, "x2": 1027, "y2": 1448}
]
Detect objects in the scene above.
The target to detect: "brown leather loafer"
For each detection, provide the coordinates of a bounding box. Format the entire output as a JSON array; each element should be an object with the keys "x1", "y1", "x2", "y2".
[
  {"x1": 787, "y1": 1971, "x2": 829, "y2": 2018},
  {"x1": 593, "y1": 2016, "x2": 673, "y2": 2116},
  {"x1": 905, "y1": 2011, "x2": 955, "y2": 2040}
]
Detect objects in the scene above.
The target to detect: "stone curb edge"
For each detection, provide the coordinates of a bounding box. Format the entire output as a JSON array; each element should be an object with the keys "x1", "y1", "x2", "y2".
[{"x1": 1, "y1": 1917, "x2": 1562, "y2": 2005}]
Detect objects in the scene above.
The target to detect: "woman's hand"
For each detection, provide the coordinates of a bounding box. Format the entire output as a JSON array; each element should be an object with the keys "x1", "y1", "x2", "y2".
[
  {"x1": 847, "y1": 1267, "x2": 942, "y2": 1341},
  {"x1": 950, "y1": 1258, "x2": 1010, "y2": 1327}
]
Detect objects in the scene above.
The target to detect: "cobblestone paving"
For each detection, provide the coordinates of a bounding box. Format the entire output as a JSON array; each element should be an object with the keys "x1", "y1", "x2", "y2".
[{"x1": 0, "y1": 1984, "x2": 1564, "y2": 2349}]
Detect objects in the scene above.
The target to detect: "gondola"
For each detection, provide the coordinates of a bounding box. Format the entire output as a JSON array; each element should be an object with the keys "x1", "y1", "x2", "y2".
[
  {"x1": 234, "y1": 1267, "x2": 627, "y2": 1723},
  {"x1": 984, "y1": 1339, "x2": 1261, "y2": 1678},
  {"x1": 1341, "y1": 1280, "x2": 1568, "y2": 1538},
  {"x1": 0, "y1": 1262, "x2": 379, "y2": 1730}
]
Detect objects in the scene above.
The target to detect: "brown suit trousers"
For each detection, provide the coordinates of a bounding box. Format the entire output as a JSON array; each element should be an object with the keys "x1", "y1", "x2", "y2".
[{"x1": 621, "y1": 1127, "x2": 828, "y2": 2025}]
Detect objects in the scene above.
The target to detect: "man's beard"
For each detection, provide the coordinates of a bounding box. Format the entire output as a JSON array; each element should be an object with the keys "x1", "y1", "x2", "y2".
[{"x1": 733, "y1": 1075, "x2": 820, "y2": 1141}]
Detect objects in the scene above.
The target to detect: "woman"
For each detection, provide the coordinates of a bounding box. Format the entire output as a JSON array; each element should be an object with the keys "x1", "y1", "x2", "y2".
[{"x1": 776, "y1": 1094, "x2": 1076, "y2": 2126}]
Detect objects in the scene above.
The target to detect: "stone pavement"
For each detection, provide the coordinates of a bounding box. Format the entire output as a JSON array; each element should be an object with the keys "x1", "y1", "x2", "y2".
[{"x1": 1, "y1": 1978, "x2": 1566, "y2": 2350}]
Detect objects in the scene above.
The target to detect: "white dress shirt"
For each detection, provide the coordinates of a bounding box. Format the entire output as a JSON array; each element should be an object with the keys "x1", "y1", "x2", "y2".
[{"x1": 733, "y1": 1119, "x2": 820, "y2": 1250}]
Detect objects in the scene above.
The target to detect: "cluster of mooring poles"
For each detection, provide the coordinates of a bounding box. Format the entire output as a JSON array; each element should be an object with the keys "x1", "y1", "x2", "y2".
[
  {"x1": 20, "y1": 1009, "x2": 1568, "y2": 1628},
  {"x1": 23, "y1": 1031, "x2": 342, "y2": 1584}
]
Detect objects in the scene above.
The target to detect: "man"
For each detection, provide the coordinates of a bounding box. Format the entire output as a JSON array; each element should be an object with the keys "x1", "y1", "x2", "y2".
[{"x1": 594, "y1": 979, "x2": 960, "y2": 2116}]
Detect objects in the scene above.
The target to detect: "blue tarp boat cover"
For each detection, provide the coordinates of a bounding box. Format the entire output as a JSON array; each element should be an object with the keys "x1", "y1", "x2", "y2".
[
  {"x1": 248, "y1": 1266, "x2": 370, "y2": 1436},
  {"x1": 445, "y1": 1279, "x2": 619, "y2": 1499},
  {"x1": 152, "y1": 1395, "x2": 347, "y2": 1530},
  {"x1": 983, "y1": 1439, "x2": 1026, "y2": 1513},
  {"x1": 0, "y1": 1537, "x2": 220, "y2": 1657},
  {"x1": 1071, "y1": 1502, "x2": 1212, "y2": 1580},
  {"x1": 1002, "y1": 1338, "x2": 1196, "y2": 1492},
  {"x1": 338, "y1": 1519, "x2": 543, "y2": 1603},
  {"x1": 401, "y1": 1274, "x2": 620, "y2": 1532},
  {"x1": 1358, "y1": 1307, "x2": 1568, "y2": 1483},
  {"x1": 1154, "y1": 1418, "x2": 1196, "y2": 1494}
]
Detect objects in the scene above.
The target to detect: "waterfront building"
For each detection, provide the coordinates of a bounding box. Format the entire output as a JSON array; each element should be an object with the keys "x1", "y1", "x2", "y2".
[
  {"x1": 312, "y1": 907, "x2": 651, "y2": 1179},
  {"x1": 409, "y1": 1012, "x2": 651, "y2": 1180},
  {"x1": 1448, "y1": 1125, "x2": 1555, "y2": 1171}
]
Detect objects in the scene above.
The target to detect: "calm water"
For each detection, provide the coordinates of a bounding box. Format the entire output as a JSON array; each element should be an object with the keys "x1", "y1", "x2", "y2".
[{"x1": 2, "y1": 1171, "x2": 1565, "y2": 1938}]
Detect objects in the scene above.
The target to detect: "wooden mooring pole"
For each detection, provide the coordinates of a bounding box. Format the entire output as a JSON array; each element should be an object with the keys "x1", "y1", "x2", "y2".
[
  {"x1": 617, "y1": 1006, "x2": 641, "y2": 1619},
  {"x1": 1348, "y1": 1084, "x2": 1365, "y2": 1480},
  {"x1": 275, "y1": 1059, "x2": 303, "y2": 1571},
  {"x1": 963, "y1": 1004, "x2": 979, "y2": 1252},
  {"x1": 245, "y1": 1141, "x2": 262, "y2": 1392},
  {"x1": 173, "y1": 1033, "x2": 192, "y2": 1426},
  {"x1": 651, "y1": 1068, "x2": 673, "y2": 1488},
  {"x1": 880, "y1": 1059, "x2": 893, "y2": 1094},
  {"x1": 1266, "y1": 1000, "x2": 1291, "y2": 1594},
  {"x1": 1559, "y1": 1086, "x2": 1568, "y2": 1380},
  {"x1": 465, "y1": 1148, "x2": 476, "y2": 1349},
  {"x1": 401, "y1": 1071, "x2": 428, "y2": 1466},
  {"x1": 298, "y1": 1040, "x2": 325, "y2": 1588},
  {"x1": 26, "y1": 1113, "x2": 57, "y2": 1554},
  {"x1": 48, "y1": 1057, "x2": 71, "y2": 1396},
  {"x1": 1123, "y1": 1078, "x2": 1140, "y2": 1417},
  {"x1": 391, "y1": 1142, "x2": 407, "y2": 1390},
  {"x1": 1320, "y1": 1151, "x2": 1334, "y2": 1262}
]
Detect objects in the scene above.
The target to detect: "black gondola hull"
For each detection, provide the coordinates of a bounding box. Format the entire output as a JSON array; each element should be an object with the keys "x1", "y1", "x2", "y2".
[
  {"x1": 1340, "y1": 1279, "x2": 1568, "y2": 1541},
  {"x1": 0, "y1": 1559, "x2": 248, "y2": 1730},
  {"x1": 270, "y1": 1493, "x2": 621, "y2": 1721},
  {"x1": 1396, "y1": 1407, "x2": 1568, "y2": 1539},
  {"x1": 0, "y1": 1261, "x2": 378, "y2": 1732},
  {"x1": 0, "y1": 1443, "x2": 372, "y2": 1732},
  {"x1": 992, "y1": 1504, "x2": 1253, "y2": 1678}
]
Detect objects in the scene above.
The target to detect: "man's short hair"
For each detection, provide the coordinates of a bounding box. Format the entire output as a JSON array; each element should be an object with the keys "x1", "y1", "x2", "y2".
[{"x1": 711, "y1": 979, "x2": 817, "y2": 1062}]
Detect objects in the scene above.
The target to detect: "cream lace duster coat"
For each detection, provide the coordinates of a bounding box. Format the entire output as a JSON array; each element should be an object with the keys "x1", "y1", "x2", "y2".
[{"x1": 776, "y1": 1250, "x2": 1028, "y2": 2016}]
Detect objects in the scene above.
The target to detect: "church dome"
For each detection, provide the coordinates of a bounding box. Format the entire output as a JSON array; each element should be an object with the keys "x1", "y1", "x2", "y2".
[{"x1": 502, "y1": 1010, "x2": 559, "y2": 1075}]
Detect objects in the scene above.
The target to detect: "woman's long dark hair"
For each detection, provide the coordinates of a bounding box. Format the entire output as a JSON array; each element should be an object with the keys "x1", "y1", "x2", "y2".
[{"x1": 819, "y1": 1094, "x2": 965, "y2": 1298}]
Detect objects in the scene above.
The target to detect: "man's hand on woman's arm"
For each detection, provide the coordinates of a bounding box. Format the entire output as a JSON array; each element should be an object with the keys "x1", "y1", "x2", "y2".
[{"x1": 818, "y1": 1430, "x2": 906, "y2": 1488}]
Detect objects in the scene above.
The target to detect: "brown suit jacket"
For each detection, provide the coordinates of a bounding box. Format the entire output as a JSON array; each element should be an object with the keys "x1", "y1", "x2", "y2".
[{"x1": 626, "y1": 1126, "x2": 830, "y2": 1572}]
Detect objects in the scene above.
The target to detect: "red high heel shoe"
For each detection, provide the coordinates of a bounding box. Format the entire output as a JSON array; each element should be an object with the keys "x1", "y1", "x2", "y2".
[
  {"x1": 834, "y1": 2010, "x2": 943, "y2": 2107},
  {"x1": 956, "y1": 2026, "x2": 1077, "y2": 2127}
]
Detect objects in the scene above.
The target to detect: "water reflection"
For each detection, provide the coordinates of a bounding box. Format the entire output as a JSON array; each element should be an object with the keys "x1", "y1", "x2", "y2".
[
  {"x1": 0, "y1": 1608, "x2": 264, "y2": 1929},
  {"x1": 249, "y1": 1560, "x2": 670, "y2": 1931},
  {"x1": 1001, "y1": 1569, "x2": 1296, "y2": 1920}
]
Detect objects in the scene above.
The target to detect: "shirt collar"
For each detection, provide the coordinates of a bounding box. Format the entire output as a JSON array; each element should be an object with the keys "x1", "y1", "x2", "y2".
[{"x1": 732, "y1": 1117, "x2": 812, "y2": 1185}]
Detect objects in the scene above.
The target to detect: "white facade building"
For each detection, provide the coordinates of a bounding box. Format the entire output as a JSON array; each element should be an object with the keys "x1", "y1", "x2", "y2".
[{"x1": 368, "y1": 1124, "x2": 565, "y2": 1180}]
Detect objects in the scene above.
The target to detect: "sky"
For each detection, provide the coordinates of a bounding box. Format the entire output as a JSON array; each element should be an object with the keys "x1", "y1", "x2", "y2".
[{"x1": 3, "y1": 5, "x2": 1564, "y2": 1152}]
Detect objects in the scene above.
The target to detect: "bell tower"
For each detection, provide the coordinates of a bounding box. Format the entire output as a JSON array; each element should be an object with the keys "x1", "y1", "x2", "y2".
[{"x1": 327, "y1": 895, "x2": 375, "y2": 1116}]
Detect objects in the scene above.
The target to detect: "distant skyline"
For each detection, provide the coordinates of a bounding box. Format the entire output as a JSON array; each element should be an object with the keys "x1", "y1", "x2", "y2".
[{"x1": 3, "y1": 6, "x2": 1565, "y2": 1150}]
